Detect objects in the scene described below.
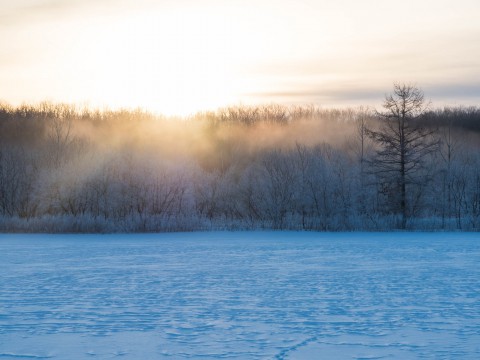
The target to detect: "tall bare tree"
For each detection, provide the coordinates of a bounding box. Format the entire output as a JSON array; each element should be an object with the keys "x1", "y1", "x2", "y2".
[{"x1": 367, "y1": 83, "x2": 438, "y2": 229}]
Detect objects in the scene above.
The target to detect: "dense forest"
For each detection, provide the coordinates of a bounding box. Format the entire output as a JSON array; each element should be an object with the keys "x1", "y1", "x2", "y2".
[{"x1": 1, "y1": 85, "x2": 479, "y2": 232}]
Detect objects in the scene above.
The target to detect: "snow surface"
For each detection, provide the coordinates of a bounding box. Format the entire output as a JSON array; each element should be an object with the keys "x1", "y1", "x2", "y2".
[{"x1": 1, "y1": 231, "x2": 479, "y2": 359}]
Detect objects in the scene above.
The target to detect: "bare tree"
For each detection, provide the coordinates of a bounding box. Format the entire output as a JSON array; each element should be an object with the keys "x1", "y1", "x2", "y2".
[
  {"x1": 47, "y1": 111, "x2": 74, "y2": 169},
  {"x1": 0, "y1": 146, "x2": 38, "y2": 218},
  {"x1": 259, "y1": 150, "x2": 299, "y2": 229},
  {"x1": 438, "y1": 115, "x2": 462, "y2": 225},
  {"x1": 367, "y1": 83, "x2": 438, "y2": 229},
  {"x1": 354, "y1": 108, "x2": 376, "y2": 176}
]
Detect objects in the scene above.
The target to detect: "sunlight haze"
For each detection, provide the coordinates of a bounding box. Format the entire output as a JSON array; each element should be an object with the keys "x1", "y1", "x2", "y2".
[{"x1": 1, "y1": 0, "x2": 479, "y2": 115}]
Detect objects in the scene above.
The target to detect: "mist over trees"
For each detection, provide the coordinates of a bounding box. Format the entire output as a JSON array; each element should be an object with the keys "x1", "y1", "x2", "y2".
[{"x1": 1, "y1": 86, "x2": 480, "y2": 232}]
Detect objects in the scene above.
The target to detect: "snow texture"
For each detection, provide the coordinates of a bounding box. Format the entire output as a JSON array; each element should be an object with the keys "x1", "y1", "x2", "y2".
[{"x1": 1, "y1": 232, "x2": 479, "y2": 359}]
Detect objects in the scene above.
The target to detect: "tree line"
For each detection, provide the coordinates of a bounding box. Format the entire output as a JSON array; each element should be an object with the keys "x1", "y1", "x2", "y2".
[{"x1": 1, "y1": 85, "x2": 479, "y2": 232}]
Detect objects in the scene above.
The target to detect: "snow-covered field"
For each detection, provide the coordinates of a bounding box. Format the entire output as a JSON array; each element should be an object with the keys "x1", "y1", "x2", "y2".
[{"x1": 1, "y1": 232, "x2": 479, "y2": 359}]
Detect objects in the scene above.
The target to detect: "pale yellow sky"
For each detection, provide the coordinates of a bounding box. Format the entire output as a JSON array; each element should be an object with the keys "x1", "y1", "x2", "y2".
[{"x1": 1, "y1": 0, "x2": 479, "y2": 115}]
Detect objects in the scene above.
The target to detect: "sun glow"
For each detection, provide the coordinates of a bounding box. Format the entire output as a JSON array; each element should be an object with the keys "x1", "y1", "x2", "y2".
[
  {"x1": 57, "y1": 5, "x2": 270, "y2": 116},
  {"x1": 5, "y1": 0, "x2": 343, "y2": 115}
]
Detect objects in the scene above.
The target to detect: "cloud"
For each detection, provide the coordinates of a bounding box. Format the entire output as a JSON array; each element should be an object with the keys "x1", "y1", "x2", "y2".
[
  {"x1": 248, "y1": 81, "x2": 480, "y2": 108},
  {"x1": 0, "y1": 0, "x2": 132, "y2": 26},
  {"x1": 252, "y1": 87, "x2": 381, "y2": 100},
  {"x1": 426, "y1": 83, "x2": 480, "y2": 100},
  {"x1": 0, "y1": 0, "x2": 73, "y2": 21}
]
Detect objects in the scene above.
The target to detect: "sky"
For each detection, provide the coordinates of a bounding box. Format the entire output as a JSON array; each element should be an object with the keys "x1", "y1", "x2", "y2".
[{"x1": 1, "y1": 0, "x2": 480, "y2": 115}]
